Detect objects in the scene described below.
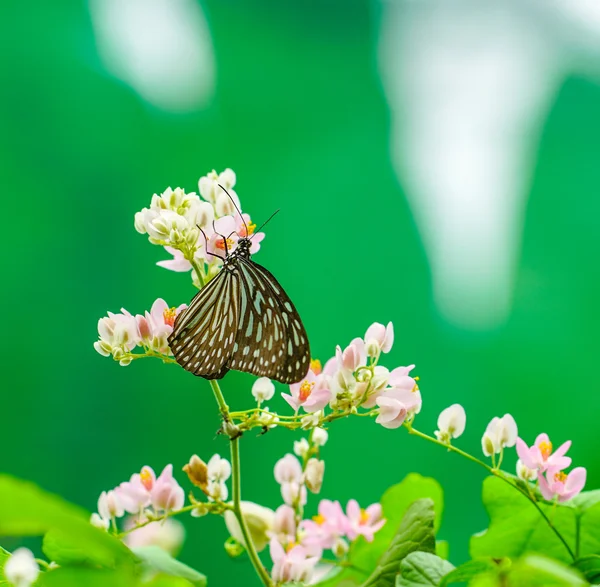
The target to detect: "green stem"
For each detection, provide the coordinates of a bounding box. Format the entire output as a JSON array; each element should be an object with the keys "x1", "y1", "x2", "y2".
[
  {"x1": 231, "y1": 436, "x2": 273, "y2": 586},
  {"x1": 209, "y1": 379, "x2": 272, "y2": 586},
  {"x1": 189, "y1": 258, "x2": 206, "y2": 288},
  {"x1": 406, "y1": 424, "x2": 576, "y2": 561}
]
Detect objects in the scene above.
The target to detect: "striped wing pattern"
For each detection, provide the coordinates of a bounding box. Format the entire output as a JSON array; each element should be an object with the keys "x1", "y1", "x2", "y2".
[
  {"x1": 230, "y1": 258, "x2": 310, "y2": 383},
  {"x1": 169, "y1": 270, "x2": 239, "y2": 379},
  {"x1": 169, "y1": 256, "x2": 310, "y2": 384}
]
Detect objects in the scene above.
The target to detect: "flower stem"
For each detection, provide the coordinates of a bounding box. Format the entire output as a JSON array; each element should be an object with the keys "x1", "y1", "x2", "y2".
[
  {"x1": 405, "y1": 423, "x2": 576, "y2": 561},
  {"x1": 209, "y1": 380, "x2": 272, "y2": 586},
  {"x1": 190, "y1": 258, "x2": 206, "y2": 288}
]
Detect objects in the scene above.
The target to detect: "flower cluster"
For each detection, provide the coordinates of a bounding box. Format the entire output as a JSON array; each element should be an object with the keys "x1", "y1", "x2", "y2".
[
  {"x1": 91, "y1": 464, "x2": 185, "y2": 531},
  {"x1": 134, "y1": 169, "x2": 264, "y2": 286},
  {"x1": 255, "y1": 321, "x2": 422, "y2": 431},
  {"x1": 93, "y1": 298, "x2": 186, "y2": 365},
  {"x1": 517, "y1": 433, "x2": 586, "y2": 502}
]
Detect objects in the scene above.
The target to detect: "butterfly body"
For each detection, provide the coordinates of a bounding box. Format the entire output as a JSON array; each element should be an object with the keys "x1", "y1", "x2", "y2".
[{"x1": 168, "y1": 236, "x2": 311, "y2": 384}]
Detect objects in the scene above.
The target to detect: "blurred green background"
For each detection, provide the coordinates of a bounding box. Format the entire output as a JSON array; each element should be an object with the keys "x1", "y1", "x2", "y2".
[{"x1": 2, "y1": 0, "x2": 600, "y2": 585}]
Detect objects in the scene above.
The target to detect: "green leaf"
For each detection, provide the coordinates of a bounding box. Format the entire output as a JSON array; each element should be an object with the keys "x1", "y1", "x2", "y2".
[
  {"x1": 360, "y1": 498, "x2": 436, "y2": 587},
  {"x1": 0, "y1": 545, "x2": 10, "y2": 586},
  {"x1": 508, "y1": 554, "x2": 587, "y2": 586},
  {"x1": 470, "y1": 477, "x2": 579, "y2": 563},
  {"x1": 440, "y1": 558, "x2": 503, "y2": 586},
  {"x1": 315, "y1": 475, "x2": 443, "y2": 587},
  {"x1": 132, "y1": 546, "x2": 206, "y2": 586},
  {"x1": 573, "y1": 554, "x2": 600, "y2": 583},
  {"x1": 570, "y1": 490, "x2": 600, "y2": 513},
  {"x1": 37, "y1": 567, "x2": 137, "y2": 587},
  {"x1": 0, "y1": 475, "x2": 134, "y2": 570},
  {"x1": 144, "y1": 575, "x2": 197, "y2": 587},
  {"x1": 435, "y1": 542, "x2": 449, "y2": 561},
  {"x1": 396, "y1": 552, "x2": 454, "y2": 586}
]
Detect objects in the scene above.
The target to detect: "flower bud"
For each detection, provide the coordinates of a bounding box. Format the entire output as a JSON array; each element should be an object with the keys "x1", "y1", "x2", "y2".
[
  {"x1": 516, "y1": 459, "x2": 538, "y2": 482},
  {"x1": 293, "y1": 438, "x2": 310, "y2": 459},
  {"x1": 332, "y1": 537, "x2": 349, "y2": 558},
  {"x1": 224, "y1": 501, "x2": 275, "y2": 552},
  {"x1": 183, "y1": 455, "x2": 209, "y2": 490},
  {"x1": 4, "y1": 548, "x2": 40, "y2": 587},
  {"x1": 312, "y1": 427, "x2": 328, "y2": 447},
  {"x1": 304, "y1": 459, "x2": 325, "y2": 494},
  {"x1": 224, "y1": 537, "x2": 245, "y2": 558},
  {"x1": 252, "y1": 377, "x2": 275, "y2": 402},
  {"x1": 191, "y1": 502, "x2": 209, "y2": 517},
  {"x1": 98, "y1": 490, "x2": 124, "y2": 520},
  {"x1": 435, "y1": 404, "x2": 466, "y2": 443},
  {"x1": 90, "y1": 513, "x2": 109, "y2": 530}
]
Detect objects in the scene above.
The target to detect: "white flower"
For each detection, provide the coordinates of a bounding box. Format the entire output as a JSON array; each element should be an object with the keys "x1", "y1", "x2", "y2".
[
  {"x1": 274, "y1": 454, "x2": 303, "y2": 484},
  {"x1": 304, "y1": 459, "x2": 325, "y2": 494},
  {"x1": 252, "y1": 377, "x2": 275, "y2": 402},
  {"x1": 312, "y1": 427, "x2": 329, "y2": 447},
  {"x1": 199, "y1": 169, "x2": 238, "y2": 203},
  {"x1": 90, "y1": 512, "x2": 109, "y2": 530},
  {"x1": 4, "y1": 548, "x2": 40, "y2": 587},
  {"x1": 293, "y1": 438, "x2": 310, "y2": 459},
  {"x1": 482, "y1": 414, "x2": 518, "y2": 457},
  {"x1": 224, "y1": 501, "x2": 274, "y2": 552},
  {"x1": 434, "y1": 404, "x2": 467, "y2": 443},
  {"x1": 207, "y1": 454, "x2": 232, "y2": 483},
  {"x1": 207, "y1": 480, "x2": 228, "y2": 502},
  {"x1": 98, "y1": 490, "x2": 124, "y2": 520},
  {"x1": 517, "y1": 459, "x2": 538, "y2": 482},
  {"x1": 301, "y1": 412, "x2": 320, "y2": 430},
  {"x1": 93, "y1": 311, "x2": 140, "y2": 363},
  {"x1": 281, "y1": 482, "x2": 307, "y2": 507},
  {"x1": 257, "y1": 408, "x2": 280, "y2": 428}
]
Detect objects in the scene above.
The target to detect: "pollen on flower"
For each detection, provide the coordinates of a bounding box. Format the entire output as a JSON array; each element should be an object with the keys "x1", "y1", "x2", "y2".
[
  {"x1": 140, "y1": 468, "x2": 153, "y2": 491},
  {"x1": 310, "y1": 359, "x2": 322, "y2": 374},
  {"x1": 312, "y1": 513, "x2": 326, "y2": 525},
  {"x1": 239, "y1": 221, "x2": 256, "y2": 237},
  {"x1": 163, "y1": 307, "x2": 177, "y2": 327},
  {"x1": 299, "y1": 381, "x2": 315, "y2": 402},
  {"x1": 539, "y1": 440, "x2": 553, "y2": 460},
  {"x1": 285, "y1": 541, "x2": 298, "y2": 553},
  {"x1": 359, "y1": 509, "x2": 370, "y2": 525},
  {"x1": 554, "y1": 471, "x2": 568, "y2": 483},
  {"x1": 216, "y1": 237, "x2": 235, "y2": 250}
]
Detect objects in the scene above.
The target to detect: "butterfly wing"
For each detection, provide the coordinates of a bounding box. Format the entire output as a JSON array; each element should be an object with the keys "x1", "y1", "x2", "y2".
[
  {"x1": 227, "y1": 257, "x2": 310, "y2": 384},
  {"x1": 169, "y1": 269, "x2": 240, "y2": 379}
]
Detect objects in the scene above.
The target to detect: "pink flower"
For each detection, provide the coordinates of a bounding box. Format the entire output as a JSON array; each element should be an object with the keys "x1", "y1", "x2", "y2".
[
  {"x1": 98, "y1": 490, "x2": 124, "y2": 520},
  {"x1": 282, "y1": 370, "x2": 332, "y2": 413},
  {"x1": 271, "y1": 505, "x2": 297, "y2": 544},
  {"x1": 345, "y1": 500, "x2": 385, "y2": 542},
  {"x1": 274, "y1": 455, "x2": 307, "y2": 507},
  {"x1": 115, "y1": 466, "x2": 155, "y2": 514},
  {"x1": 205, "y1": 215, "x2": 265, "y2": 261},
  {"x1": 364, "y1": 322, "x2": 394, "y2": 356},
  {"x1": 515, "y1": 434, "x2": 571, "y2": 473},
  {"x1": 375, "y1": 385, "x2": 422, "y2": 429},
  {"x1": 135, "y1": 299, "x2": 186, "y2": 354},
  {"x1": 150, "y1": 465, "x2": 185, "y2": 513},
  {"x1": 123, "y1": 516, "x2": 185, "y2": 555},
  {"x1": 538, "y1": 467, "x2": 587, "y2": 503},
  {"x1": 336, "y1": 338, "x2": 367, "y2": 372},
  {"x1": 93, "y1": 310, "x2": 140, "y2": 359},
  {"x1": 157, "y1": 246, "x2": 193, "y2": 272},
  {"x1": 300, "y1": 500, "x2": 347, "y2": 551},
  {"x1": 270, "y1": 539, "x2": 319, "y2": 585},
  {"x1": 237, "y1": 213, "x2": 265, "y2": 253}
]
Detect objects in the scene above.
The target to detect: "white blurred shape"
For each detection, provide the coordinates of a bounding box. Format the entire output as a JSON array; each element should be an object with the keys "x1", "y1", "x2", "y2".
[
  {"x1": 89, "y1": 0, "x2": 215, "y2": 112},
  {"x1": 379, "y1": 0, "x2": 600, "y2": 330}
]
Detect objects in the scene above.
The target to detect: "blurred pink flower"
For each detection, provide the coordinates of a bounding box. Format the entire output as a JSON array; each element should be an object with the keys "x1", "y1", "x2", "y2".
[
  {"x1": 115, "y1": 466, "x2": 155, "y2": 514},
  {"x1": 300, "y1": 500, "x2": 347, "y2": 551},
  {"x1": 123, "y1": 516, "x2": 185, "y2": 555},
  {"x1": 157, "y1": 246, "x2": 193, "y2": 272},
  {"x1": 98, "y1": 490, "x2": 124, "y2": 520},
  {"x1": 270, "y1": 539, "x2": 319, "y2": 585},
  {"x1": 271, "y1": 505, "x2": 297, "y2": 545},
  {"x1": 516, "y1": 434, "x2": 571, "y2": 473},
  {"x1": 345, "y1": 500, "x2": 385, "y2": 542},
  {"x1": 150, "y1": 465, "x2": 185, "y2": 513},
  {"x1": 282, "y1": 370, "x2": 332, "y2": 413},
  {"x1": 539, "y1": 467, "x2": 587, "y2": 503}
]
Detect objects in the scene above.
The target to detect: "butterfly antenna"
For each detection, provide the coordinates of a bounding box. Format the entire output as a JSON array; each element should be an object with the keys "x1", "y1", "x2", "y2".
[
  {"x1": 250, "y1": 209, "x2": 280, "y2": 240},
  {"x1": 218, "y1": 184, "x2": 248, "y2": 236},
  {"x1": 198, "y1": 224, "x2": 225, "y2": 261}
]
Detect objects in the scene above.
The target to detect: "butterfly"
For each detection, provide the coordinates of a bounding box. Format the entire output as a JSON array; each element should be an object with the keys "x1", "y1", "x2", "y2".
[{"x1": 168, "y1": 199, "x2": 311, "y2": 384}]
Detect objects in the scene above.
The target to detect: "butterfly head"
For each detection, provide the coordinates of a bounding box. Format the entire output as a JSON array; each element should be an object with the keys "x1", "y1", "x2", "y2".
[{"x1": 235, "y1": 236, "x2": 252, "y2": 258}]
